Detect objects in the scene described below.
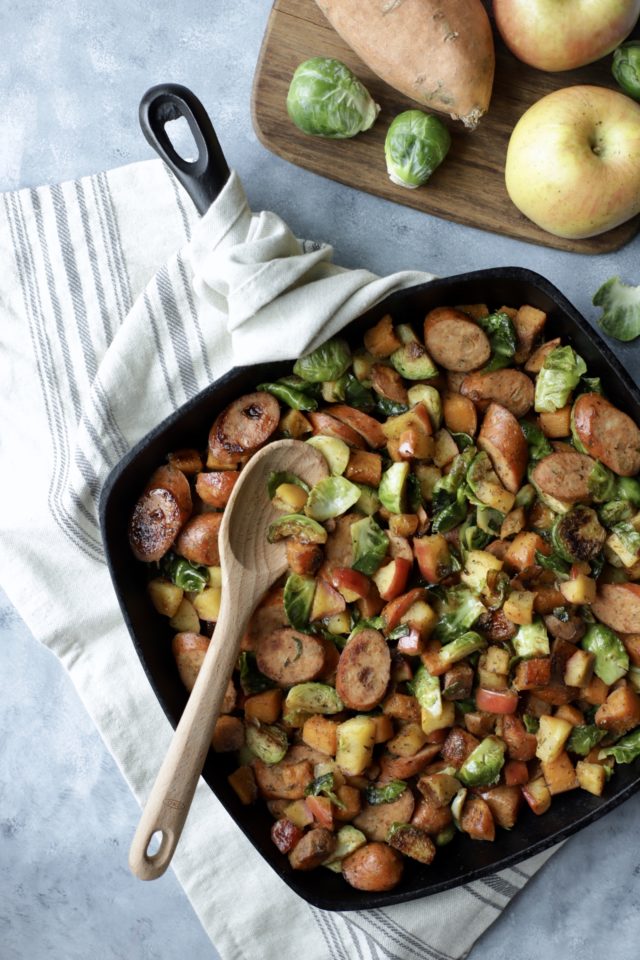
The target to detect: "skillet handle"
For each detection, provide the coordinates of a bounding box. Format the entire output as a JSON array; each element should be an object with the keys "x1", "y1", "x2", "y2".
[{"x1": 139, "y1": 83, "x2": 230, "y2": 215}]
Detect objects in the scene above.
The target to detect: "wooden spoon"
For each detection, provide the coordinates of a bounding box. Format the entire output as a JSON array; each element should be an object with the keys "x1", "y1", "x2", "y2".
[{"x1": 129, "y1": 438, "x2": 329, "y2": 880}]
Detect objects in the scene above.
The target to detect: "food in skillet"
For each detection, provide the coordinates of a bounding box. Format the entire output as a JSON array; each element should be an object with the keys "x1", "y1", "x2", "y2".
[{"x1": 129, "y1": 301, "x2": 640, "y2": 893}]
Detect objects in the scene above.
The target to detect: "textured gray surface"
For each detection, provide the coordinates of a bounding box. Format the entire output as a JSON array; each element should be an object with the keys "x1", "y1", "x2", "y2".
[{"x1": 2, "y1": 0, "x2": 640, "y2": 957}]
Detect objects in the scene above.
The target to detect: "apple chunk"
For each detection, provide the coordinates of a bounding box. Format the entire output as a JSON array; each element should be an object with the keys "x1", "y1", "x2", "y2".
[{"x1": 372, "y1": 557, "x2": 412, "y2": 601}]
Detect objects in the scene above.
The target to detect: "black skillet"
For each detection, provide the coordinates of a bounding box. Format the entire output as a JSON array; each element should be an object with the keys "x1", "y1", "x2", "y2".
[{"x1": 100, "y1": 83, "x2": 640, "y2": 911}]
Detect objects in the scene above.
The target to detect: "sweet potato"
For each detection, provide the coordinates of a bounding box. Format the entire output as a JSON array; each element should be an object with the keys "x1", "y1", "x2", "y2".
[{"x1": 315, "y1": 0, "x2": 495, "y2": 128}]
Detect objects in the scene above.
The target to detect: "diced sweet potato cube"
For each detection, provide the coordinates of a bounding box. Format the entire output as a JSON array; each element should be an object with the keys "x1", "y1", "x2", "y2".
[
  {"x1": 595, "y1": 685, "x2": 640, "y2": 737},
  {"x1": 411, "y1": 797, "x2": 453, "y2": 835},
  {"x1": 228, "y1": 765, "x2": 258, "y2": 805},
  {"x1": 302, "y1": 715, "x2": 339, "y2": 756},
  {"x1": 441, "y1": 727, "x2": 480, "y2": 767},
  {"x1": 533, "y1": 683, "x2": 579, "y2": 706},
  {"x1": 212, "y1": 715, "x2": 245, "y2": 753},
  {"x1": 345, "y1": 450, "x2": 383, "y2": 487},
  {"x1": 541, "y1": 751, "x2": 578, "y2": 795},
  {"x1": 244, "y1": 688, "x2": 283, "y2": 724},
  {"x1": 513, "y1": 657, "x2": 552, "y2": 691},
  {"x1": 364, "y1": 314, "x2": 402, "y2": 357},
  {"x1": 382, "y1": 692, "x2": 421, "y2": 722},
  {"x1": 460, "y1": 796, "x2": 495, "y2": 841},
  {"x1": 576, "y1": 761, "x2": 606, "y2": 797},
  {"x1": 505, "y1": 532, "x2": 549, "y2": 572}
]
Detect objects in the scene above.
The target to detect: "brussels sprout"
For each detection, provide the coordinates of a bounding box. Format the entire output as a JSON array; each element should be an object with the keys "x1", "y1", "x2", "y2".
[
  {"x1": 477, "y1": 506, "x2": 504, "y2": 537},
  {"x1": 593, "y1": 276, "x2": 640, "y2": 342},
  {"x1": 245, "y1": 722, "x2": 288, "y2": 765},
  {"x1": 354, "y1": 484, "x2": 381, "y2": 517},
  {"x1": 466, "y1": 451, "x2": 515, "y2": 514},
  {"x1": 612, "y1": 41, "x2": 640, "y2": 101},
  {"x1": 267, "y1": 513, "x2": 327, "y2": 545},
  {"x1": 365, "y1": 780, "x2": 408, "y2": 805},
  {"x1": 407, "y1": 384, "x2": 443, "y2": 429},
  {"x1": 384, "y1": 109, "x2": 450, "y2": 188},
  {"x1": 287, "y1": 57, "x2": 379, "y2": 139},
  {"x1": 305, "y1": 475, "x2": 361, "y2": 520},
  {"x1": 431, "y1": 488, "x2": 468, "y2": 534},
  {"x1": 304, "y1": 772, "x2": 345, "y2": 807},
  {"x1": 433, "y1": 585, "x2": 486, "y2": 643},
  {"x1": 582, "y1": 624, "x2": 629, "y2": 685},
  {"x1": 588, "y1": 462, "x2": 617, "y2": 503},
  {"x1": 450, "y1": 432, "x2": 475, "y2": 452},
  {"x1": 567, "y1": 724, "x2": 606, "y2": 757},
  {"x1": 391, "y1": 341, "x2": 438, "y2": 380},
  {"x1": 283, "y1": 573, "x2": 316, "y2": 629},
  {"x1": 435, "y1": 824, "x2": 457, "y2": 846},
  {"x1": 457, "y1": 737, "x2": 506, "y2": 788},
  {"x1": 598, "y1": 499, "x2": 635, "y2": 528},
  {"x1": 476, "y1": 311, "x2": 517, "y2": 371},
  {"x1": 535, "y1": 549, "x2": 571, "y2": 580},
  {"x1": 576, "y1": 376, "x2": 603, "y2": 396},
  {"x1": 438, "y1": 630, "x2": 487, "y2": 669},
  {"x1": 305, "y1": 434, "x2": 350, "y2": 476},
  {"x1": 515, "y1": 483, "x2": 536, "y2": 510},
  {"x1": 350, "y1": 515, "x2": 389, "y2": 575},
  {"x1": 159, "y1": 552, "x2": 209, "y2": 593},
  {"x1": 294, "y1": 338, "x2": 351, "y2": 382},
  {"x1": 379, "y1": 461, "x2": 409, "y2": 514},
  {"x1": 512, "y1": 619, "x2": 550, "y2": 658},
  {"x1": 459, "y1": 515, "x2": 491, "y2": 554},
  {"x1": 523, "y1": 714, "x2": 540, "y2": 734},
  {"x1": 257, "y1": 381, "x2": 318, "y2": 411},
  {"x1": 238, "y1": 651, "x2": 275, "y2": 695},
  {"x1": 284, "y1": 682, "x2": 344, "y2": 715},
  {"x1": 267, "y1": 471, "x2": 311, "y2": 501},
  {"x1": 432, "y1": 447, "x2": 476, "y2": 510},
  {"x1": 606, "y1": 521, "x2": 640, "y2": 567},
  {"x1": 519, "y1": 420, "x2": 553, "y2": 461},
  {"x1": 410, "y1": 664, "x2": 442, "y2": 718},
  {"x1": 323, "y1": 825, "x2": 367, "y2": 871},
  {"x1": 450, "y1": 786, "x2": 468, "y2": 827},
  {"x1": 342, "y1": 374, "x2": 376, "y2": 412},
  {"x1": 534, "y1": 346, "x2": 587, "y2": 413},
  {"x1": 599, "y1": 728, "x2": 640, "y2": 764},
  {"x1": 551, "y1": 506, "x2": 606, "y2": 563},
  {"x1": 617, "y1": 477, "x2": 640, "y2": 506}
]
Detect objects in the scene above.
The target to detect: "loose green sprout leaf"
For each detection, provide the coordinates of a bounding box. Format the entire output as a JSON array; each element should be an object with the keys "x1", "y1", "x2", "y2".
[
  {"x1": 438, "y1": 631, "x2": 487, "y2": 669},
  {"x1": 287, "y1": 58, "x2": 380, "y2": 139},
  {"x1": 588, "y1": 462, "x2": 617, "y2": 503},
  {"x1": 238, "y1": 652, "x2": 275, "y2": 695},
  {"x1": 354, "y1": 484, "x2": 381, "y2": 517},
  {"x1": 599, "y1": 728, "x2": 640, "y2": 764},
  {"x1": 410, "y1": 665, "x2": 442, "y2": 718},
  {"x1": 406, "y1": 472, "x2": 424, "y2": 513},
  {"x1": 283, "y1": 573, "x2": 316, "y2": 629},
  {"x1": 375, "y1": 397, "x2": 410, "y2": 417},
  {"x1": 612, "y1": 41, "x2": 640, "y2": 101},
  {"x1": 343, "y1": 374, "x2": 376, "y2": 412},
  {"x1": 582, "y1": 624, "x2": 629, "y2": 685},
  {"x1": 534, "y1": 346, "x2": 587, "y2": 412},
  {"x1": 576, "y1": 376, "x2": 603, "y2": 396},
  {"x1": 305, "y1": 475, "x2": 361, "y2": 520},
  {"x1": 294, "y1": 338, "x2": 352, "y2": 382},
  {"x1": 512, "y1": 619, "x2": 550, "y2": 658},
  {"x1": 432, "y1": 447, "x2": 476, "y2": 510},
  {"x1": 267, "y1": 513, "x2": 327, "y2": 544},
  {"x1": 519, "y1": 419, "x2": 553, "y2": 461},
  {"x1": 159, "y1": 552, "x2": 209, "y2": 593},
  {"x1": 304, "y1": 772, "x2": 346, "y2": 808},
  {"x1": 593, "y1": 276, "x2": 640, "y2": 342},
  {"x1": 617, "y1": 477, "x2": 640, "y2": 506},
  {"x1": 477, "y1": 506, "x2": 504, "y2": 537},
  {"x1": 607, "y1": 521, "x2": 640, "y2": 567},
  {"x1": 432, "y1": 486, "x2": 468, "y2": 534},
  {"x1": 257, "y1": 381, "x2": 318, "y2": 411},
  {"x1": 433, "y1": 585, "x2": 486, "y2": 643},
  {"x1": 305, "y1": 435, "x2": 350, "y2": 476},
  {"x1": 387, "y1": 623, "x2": 411, "y2": 641},
  {"x1": 384, "y1": 110, "x2": 450, "y2": 188},
  {"x1": 350, "y1": 516, "x2": 389, "y2": 575},
  {"x1": 535, "y1": 549, "x2": 571, "y2": 580},
  {"x1": 457, "y1": 737, "x2": 506, "y2": 788},
  {"x1": 476, "y1": 311, "x2": 517, "y2": 371},
  {"x1": 366, "y1": 780, "x2": 408, "y2": 805},
  {"x1": 567, "y1": 724, "x2": 606, "y2": 757},
  {"x1": 523, "y1": 714, "x2": 539, "y2": 734},
  {"x1": 379, "y1": 461, "x2": 410, "y2": 514},
  {"x1": 267, "y1": 471, "x2": 311, "y2": 501}
]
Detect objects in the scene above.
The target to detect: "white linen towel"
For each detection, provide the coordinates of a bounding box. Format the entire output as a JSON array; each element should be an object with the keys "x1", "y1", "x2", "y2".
[{"x1": 0, "y1": 160, "x2": 558, "y2": 960}]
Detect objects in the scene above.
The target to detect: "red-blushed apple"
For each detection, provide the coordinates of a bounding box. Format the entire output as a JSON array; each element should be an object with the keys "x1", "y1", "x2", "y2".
[
  {"x1": 371, "y1": 557, "x2": 412, "y2": 601},
  {"x1": 330, "y1": 566, "x2": 371, "y2": 602},
  {"x1": 381, "y1": 587, "x2": 426, "y2": 631},
  {"x1": 413, "y1": 534, "x2": 451, "y2": 583},
  {"x1": 494, "y1": 0, "x2": 640, "y2": 72},
  {"x1": 310, "y1": 579, "x2": 346, "y2": 621},
  {"x1": 505, "y1": 85, "x2": 640, "y2": 239}
]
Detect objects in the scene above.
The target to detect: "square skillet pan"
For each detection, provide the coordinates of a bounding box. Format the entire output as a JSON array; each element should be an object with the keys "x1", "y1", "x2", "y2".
[{"x1": 100, "y1": 259, "x2": 640, "y2": 911}]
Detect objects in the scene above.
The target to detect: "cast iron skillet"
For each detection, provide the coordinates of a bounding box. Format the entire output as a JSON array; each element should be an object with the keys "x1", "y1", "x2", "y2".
[{"x1": 101, "y1": 84, "x2": 640, "y2": 911}]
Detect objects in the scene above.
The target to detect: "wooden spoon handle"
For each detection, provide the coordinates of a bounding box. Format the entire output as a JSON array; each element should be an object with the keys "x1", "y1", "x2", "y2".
[{"x1": 128, "y1": 593, "x2": 245, "y2": 880}]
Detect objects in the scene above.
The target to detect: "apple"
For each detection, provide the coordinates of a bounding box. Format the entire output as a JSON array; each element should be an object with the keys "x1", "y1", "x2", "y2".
[
  {"x1": 371, "y1": 557, "x2": 412, "y2": 601},
  {"x1": 505, "y1": 85, "x2": 640, "y2": 239},
  {"x1": 310, "y1": 579, "x2": 345, "y2": 621},
  {"x1": 330, "y1": 566, "x2": 371, "y2": 602},
  {"x1": 494, "y1": 0, "x2": 640, "y2": 72}
]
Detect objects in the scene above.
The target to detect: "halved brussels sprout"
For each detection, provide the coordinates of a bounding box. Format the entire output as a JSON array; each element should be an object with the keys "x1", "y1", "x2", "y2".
[
  {"x1": 587, "y1": 462, "x2": 617, "y2": 503},
  {"x1": 476, "y1": 311, "x2": 517, "y2": 371},
  {"x1": 407, "y1": 384, "x2": 443, "y2": 429},
  {"x1": 306, "y1": 435, "x2": 350, "y2": 475},
  {"x1": 160, "y1": 552, "x2": 208, "y2": 593},
  {"x1": 582, "y1": 624, "x2": 629, "y2": 685},
  {"x1": 267, "y1": 513, "x2": 327, "y2": 544},
  {"x1": 283, "y1": 573, "x2": 316, "y2": 629},
  {"x1": 354, "y1": 484, "x2": 381, "y2": 517},
  {"x1": 612, "y1": 41, "x2": 640, "y2": 101},
  {"x1": 512, "y1": 619, "x2": 550, "y2": 658},
  {"x1": 410, "y1": 664, "x2": 442, "y2": 718},
  {"x1": 287, "y1": 58, "x2": 380, "y2": 139},
  {"x1": 257, "y1": 381, "x2": 318, "y2": 411},
  {"x1": 305, "y1": 475, "x2": 361, "y2": 520},
  {"x1": 519, "y1": 420, "x2": 553, "y2": 461},
  {"x1": 245, "y1": 722, "x2": 288, "y2": 765},
  {"x1": 457, "y1": 737, "x2": 506, "y2": 788},
  {"x1": 390, "y1": 326, "x2": 438, "y2": 379},
  {"x1": 534, "y1": 345, "x2": 587, "y2": 413},
  {"x1": 267, "y1": 470, "x2": 310, "y2": 500},
  {"x1": 284, "y1": 682, "x2": 344, "y2": 715},
  {"x1": 350, "y1": 515, "x2": 389, "y2": 575},
  {"x1": 437, "y1": 630, "x2": 487, "y2": 669},
  {"x1": 294, "y1": 338, "x2": 351, "y2": 383},
  {"x1": 379, "y1": 461, "x2": 409, "y2": 514},
  {"x1": 384, "y1": 109, "x2": 451, "y2": 189},
  {"x1": 551, "y1": 506, "x2": 606, "y2": 562},
  {"x1": 433, "y1": 585, "x2": 486, "y2": 643}
]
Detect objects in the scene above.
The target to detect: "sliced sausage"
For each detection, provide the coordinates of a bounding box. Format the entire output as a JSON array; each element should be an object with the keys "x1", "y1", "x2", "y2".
[
  {"x1": 245, "y1": 589, "x2": 287, "y2": 651},
  {"x1": 592, "y1": 583, "x2": 640, "y2": 634},
  {"x1": 328, "y1": 404, "x2": 387, "y2": 449},
  {"x1": 335, "y1": 628, "x2": 391, "y2": 711},
  {"x1": 573, "y1": 393, "x2": 640, "y2": 477},
  {"x1": 524, "y1": 338, "x2": 561, "y2": 374},
  {"x1": 342, "y1": 842, "x2": 404, "y2": 892},
  {"x1": 288, "y1": 828, "x2": 336, "y2": 871},
  {"x1": 370, "y1": 364, "x2": 409, "y2": 404},
  {"x1": 460, "y1": 370, "x2": 534, "y2": 417},
  {"x1": 308, "y1": 410, "x2": 365, "y2": 448},
  {"x1": 353, "y1": 785, "x2": 415, "y2": 841},
  {"x1": 379, "y1": 743, "x2": 441, "y2": 781},
  {"x1": 253, "y1": 758, "x2": 313, "y2": 800},
  {"x1": 478, "y1": 402, "x2": 528, "y2": 493},
  {"x1": 172, "y1": 632, "x2": 208, "y2": 691},
  {"x1": 195, "y1": 470, "x2": 239, "y2": 507},
  {"x1": 208, "y1": 391, "x2": 280, "y2": 467},
  {"x1": 544, "y1": 613, "x2": 585, "y2": 643},
  {"x1": 255, "y1": 627, "x2": 327, "y2": 686},
  {"x1": 175, "y1": 511, "x2": 223, "y2": 565},
  {"x1": 531, "y1": 451, "x2": 595, "y2": 504},
  {"x1": 129, "y1": 464, "x2": 192, "y2": 562},
  {"x1": 423, "y1": 307, "x2": 491, "y2": 372}
]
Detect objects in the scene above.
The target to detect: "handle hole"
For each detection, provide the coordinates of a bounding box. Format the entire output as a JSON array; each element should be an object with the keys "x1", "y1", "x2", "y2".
[
  {"x1": 146, "y1": 830, "x2": 165, "y2": 858},
  {"x1": 164, "y1": 116, "x2": 198, "y2": 163}
]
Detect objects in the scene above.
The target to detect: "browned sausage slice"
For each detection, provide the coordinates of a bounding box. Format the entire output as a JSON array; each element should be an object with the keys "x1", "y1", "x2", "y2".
[
  {"x1": 342, "y1": 842, "x2": 404, "y2": 892},
  {"x1": 129, "y1": 464, "x2": 192, "y2": 562},
  {"x1": 423, "y1": 307, "x2": 491, "y2": 372},
  {"x1": 460, "y1": 370, "x2": 534, "y2": 417},
  {"x1": 308, "y1": 410, "x2": 366, "y2": 449},
  {"x1": 172, "y1": 632, "x2": 208, "y2": 691},
  {"x1": 255, "y1": 627, "x2": 327, "y2": 686},
  {"x1": 208, "y1": 391, "x2": 280, "y2": 467},
  {"x1": 478, "y1": 403, "x2": 528, "y2": 493},
  {"x1": 288, "y1": 828, "x2": 336, "y2": 870},
  {"x1": 370, "y1": 364, "x2": 409, "y2": 404},
  {"x1": 253, "y1": 758, "x2": 313, "y2": 800},
  {"x1": 592, "y1": 583, "x2": 640, "y2": 634},
  {"x1": 353, "y1": 785, "x2": 415, "y2": 841},
  {"x1": 245, "y1": 588, "x2": 287, "y2": 651},
  {"x1": 531, "y1": 451, "x2": 595, "y2": 503},
  {"x1": 175, "y1": 512, "x2": 223, "y2": 565},
  {"x1": 523, "y1": 338, "x2": 561, "y2": 374},
  {"x1": 573, "y1": 393, "x2": 640, "y2": 477},
  {"x1": 335, "y1": 628, "x2": 391, "y2": 711},
  {"x1": 195, "y1": 470, "x2": 239, "y2": 507},
  {"x1": 328, "y1": 404, "x2": 387, "y2": 449}
]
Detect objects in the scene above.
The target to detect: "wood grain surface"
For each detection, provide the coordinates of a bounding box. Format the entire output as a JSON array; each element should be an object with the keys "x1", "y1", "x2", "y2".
[{"x1": 251, "y1": 0, "x2": 640, "y2": 255}]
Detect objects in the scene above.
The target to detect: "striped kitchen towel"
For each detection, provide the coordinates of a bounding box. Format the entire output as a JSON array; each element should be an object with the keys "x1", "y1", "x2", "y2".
[{"x1": 0, "y1": 159, "x2": 558, "y2": 960}]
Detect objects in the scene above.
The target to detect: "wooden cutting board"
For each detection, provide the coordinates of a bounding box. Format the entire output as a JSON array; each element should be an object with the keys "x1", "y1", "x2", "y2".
[{"x1": 251, "y1": 0, "x2": 640, "y2": 254}]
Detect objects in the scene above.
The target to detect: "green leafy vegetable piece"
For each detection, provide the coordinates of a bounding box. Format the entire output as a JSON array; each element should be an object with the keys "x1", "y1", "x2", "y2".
[
  {"x1": 267, "y1": 513, "x2": 327, "y2": 544},
  {"x1": 354, "y1": 484, "x2": 381, "y2": 517},
  {"x1": 375, "y1": 397, "x2": 410, "y2": 417},
  {"x1": 523, "y1": 714, "x2": 539, "y2": 734},
  {"x1": 283, "y1": 573, "x2": 316, "y2": 629},
  {"x1": 582, "y1": 624, "x2": 629, "y2": 685},
  {"x1": 512, "y1": 619, "x2": 550, "y2": 658},
  {"x1": 267, "y1": 471, "x2": 311, "y2": 501},
  {"x1": 287, "y1": 57, "x2": 379, "y2": 139},
  {"x1": 305, "y1": 475, "x2": 361, "y2": 520},
  {"x1": 365, "y1": 780, "x2": 408, "y2": 805},
  {"x1": 567, "y1": 724, "x2": 606, "y2": 757},
  {"x1": 451, "y1": 432, "x2": 475, "y2": 451},
  {"x1": 159, "y1": 552, "x2": 208, "y2": 593},
  {"x1": 457, "y1": 737, "x2": 506, "y2": 788},
  {"x1": 343, "y1": 374, "x2": 375, "y2": 412},
  {"x1": 431, "y1": 489, "x2": 467, "y2": 534},
  {"x1": 534, "y1": 345, "x2": 587, "y2": 413},
  {"x1": 257, "y1": 381, "x2": 318, "y2": 411},
  {"x1": 379, "y1": 461, "x2": 409, "y2": 514},
  {"x1": 350, "y1": 516, "x2": 389, "y2": 575},
  {"x1": 551, "y1": 506, "x2": 606, "y2": 563},
  {"x1": 599, "y1": 728, "x2": 640, "y2": 764},
  {"x1": 238, "y1": 652, "x2": 275, "y2": 695},
  {"x1": 433, "y1": 447, "x2": 476, "y2": 510},
  {"x1": 612, "y1": 40, "x2": 640, "y2": 100},
  {"x1": 476, "y1": 311, "x2": 517, "y2": 371},
  {"x1": 433, "y1": 585, "x2": 486, "y2": 643},
  {"x1": 593, "y1": 276, "x2": 640, "y2": 342},
  {"x1": 304, "y1": 772, "x2": 346, "y2": 808},
  {"x1": 576, "y1": 376, "x2": 603, "y2": 396},
  {"x1": 519, "y1": 419, "x2": 553, "y2": 461},
  {"x1": 617, "y1": 477, "x2": 640, "y2": 506},
  {"x1": 384, "y1": 109, "x2": 450, "y2": 188},
  {"x1": 410, "y1": 665, "x2": 442, "y2": 718},
  {"x1": 438, "y1": 631, "x2": 487, "y2": 669},
  {"x1": 588, "y1": 462, "x2": 617, "y2": 503},
  {"x1": 294, "y1": 337, "x2": 352, "y2": 382},
  {"x1": 535, "y1": 549, "x2": 571, "y2": 580}
]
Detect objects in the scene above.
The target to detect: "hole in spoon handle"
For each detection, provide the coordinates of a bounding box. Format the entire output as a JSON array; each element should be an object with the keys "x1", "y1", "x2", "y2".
[{"x1": 129, "y1": 819, "x2": 178, "y2": 881}]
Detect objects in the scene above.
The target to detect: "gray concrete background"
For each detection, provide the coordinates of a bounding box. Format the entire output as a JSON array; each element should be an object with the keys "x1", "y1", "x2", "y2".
[{"x1": 2, "y1": 1, "x2": 640, "y2": 957}]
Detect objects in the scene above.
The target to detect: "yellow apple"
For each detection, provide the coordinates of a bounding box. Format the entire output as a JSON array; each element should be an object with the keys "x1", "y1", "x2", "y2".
[
  {"x1": 505, "y1": 85, "x2": 640, "y2": 239},
  {"x1": 494, "y1": 0, "x2": 640, "y2": 72}
]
